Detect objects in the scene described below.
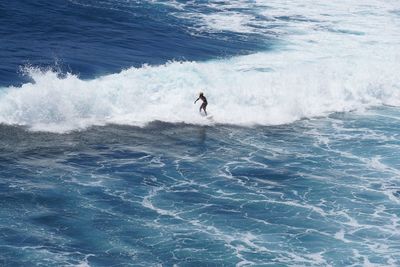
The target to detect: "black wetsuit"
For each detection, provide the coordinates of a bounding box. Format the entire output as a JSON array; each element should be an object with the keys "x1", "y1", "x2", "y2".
[
  {"x1": 199, "y1": 95, "x2": 207, "y2": 108},
  {"x1": 195, "y1": 95, "x2": 208, "y2": 115}
]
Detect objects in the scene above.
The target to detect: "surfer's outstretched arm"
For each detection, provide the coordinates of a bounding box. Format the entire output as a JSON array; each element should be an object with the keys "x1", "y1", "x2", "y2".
[{"x1": 194, "y1": 97, "x2": 199, "y2": 104}]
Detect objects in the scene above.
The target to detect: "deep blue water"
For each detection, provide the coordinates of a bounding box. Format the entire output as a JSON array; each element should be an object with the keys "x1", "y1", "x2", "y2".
[
  {"x1": 0, "y1": 0, "x2": 271, "y2": 87},
  {"x1": 1, "y1": 0, "x2": 400, "y2": 266}
]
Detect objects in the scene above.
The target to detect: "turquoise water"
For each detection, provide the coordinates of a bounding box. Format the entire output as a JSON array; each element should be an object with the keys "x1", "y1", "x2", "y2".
[{"x1": 1, "y1": 107, "x2": 400, "y2": 265}]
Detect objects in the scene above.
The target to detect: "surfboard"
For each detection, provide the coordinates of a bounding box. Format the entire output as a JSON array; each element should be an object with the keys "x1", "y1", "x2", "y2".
[
  {"x1": 200, "y1": 112, "x2": 214, "y2": 121},
  {"x1": 205, "y1": 115, "x2": 214, "y2": 122}
]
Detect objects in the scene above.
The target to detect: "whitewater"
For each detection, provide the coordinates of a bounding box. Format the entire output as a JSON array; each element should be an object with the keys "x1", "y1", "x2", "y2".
[{"x1": 1, "y1": 0, "x2": 399, "y2": 132}]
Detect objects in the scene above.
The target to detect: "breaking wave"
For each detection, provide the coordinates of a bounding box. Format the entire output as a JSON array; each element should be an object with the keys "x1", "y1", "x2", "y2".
[
  {"x1": 0, "y1": 49, "x2": 399, "y2": 132},
  {"x1": 1, "y1": 0, "x2": 399, "y2": 132}
]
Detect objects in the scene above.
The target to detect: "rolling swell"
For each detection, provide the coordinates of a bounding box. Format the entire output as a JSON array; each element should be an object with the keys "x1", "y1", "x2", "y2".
[{"x1": 0, "y1": 0, "x2": 270, "y2": 87}]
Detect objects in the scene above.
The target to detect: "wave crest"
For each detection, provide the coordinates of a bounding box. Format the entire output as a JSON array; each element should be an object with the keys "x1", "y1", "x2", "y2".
[{"x1": 0, "y1": 50, "x2": 399, "y2": 132}]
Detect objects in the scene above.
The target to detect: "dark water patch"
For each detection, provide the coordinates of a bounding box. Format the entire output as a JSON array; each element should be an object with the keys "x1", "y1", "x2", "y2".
[
  {"x1": 275, "y1": 15, "x2": 321, "y2": 23},
  {"x1": 0, "y1": 0, "x2": 275, "y2": 87},
  {"x1": 327, "y1": 27, "x2": 365, "y2": 36},
  {"x1": 390, "y1": 9, "x2": 400, "y2": 16}
]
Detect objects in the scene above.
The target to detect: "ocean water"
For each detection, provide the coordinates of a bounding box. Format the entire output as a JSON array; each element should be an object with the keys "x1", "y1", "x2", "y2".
[{"x1": 1, "y1": 0, "x2": 400, "y2": 266}]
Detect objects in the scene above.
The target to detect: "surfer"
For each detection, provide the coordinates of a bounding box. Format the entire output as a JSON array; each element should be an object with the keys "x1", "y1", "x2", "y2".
[{"x1": 194, "y1": 92, "x2": 208, "y2": 116}]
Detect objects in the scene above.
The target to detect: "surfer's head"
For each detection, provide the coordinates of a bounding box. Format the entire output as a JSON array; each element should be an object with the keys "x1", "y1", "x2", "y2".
[{"x1": 199, "y1": 92, "x2": 203, "y2": 96}]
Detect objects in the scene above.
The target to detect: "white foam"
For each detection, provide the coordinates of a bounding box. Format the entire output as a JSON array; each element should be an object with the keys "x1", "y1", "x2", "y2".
[{"x1": 0, "y1": 0, "x2": 399, "y2": 133}]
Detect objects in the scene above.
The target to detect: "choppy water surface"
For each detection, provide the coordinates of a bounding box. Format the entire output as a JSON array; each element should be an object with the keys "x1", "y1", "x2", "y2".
[{"x1": 1, "y1": 107, "x2": 400, "y2": 266}]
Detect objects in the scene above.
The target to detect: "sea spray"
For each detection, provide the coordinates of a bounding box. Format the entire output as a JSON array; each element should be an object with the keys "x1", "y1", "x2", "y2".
[{"x1": 0, "y1": 49, "x2": 399, "y2": 132}]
